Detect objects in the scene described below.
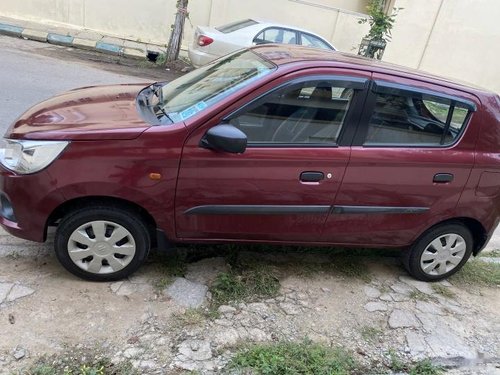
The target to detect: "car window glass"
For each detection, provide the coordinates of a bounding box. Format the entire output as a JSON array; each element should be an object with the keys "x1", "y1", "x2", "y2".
[
  {"x1": 216, "y1": 19, "x2": 258, "y2": 33},
  {"x1": 301, "y1": 33, "x2": 332, "y2": 50},
  {"x1": 159, "y1": 50, "x2": 275, "y2": 123},
  {"x1": 229, "y1": 80, "x2": 354, "y2": 145},
  {"x1": 365, "y1": 90, "x2": 471, "y2": 146},
  {"x1": 254, "y1": 28, "x2": 297, "y2": 45}
]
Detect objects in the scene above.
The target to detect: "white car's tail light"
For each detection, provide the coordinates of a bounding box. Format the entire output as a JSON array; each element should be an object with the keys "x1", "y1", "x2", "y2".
[{"x1": 197, "y1": 35, "x2": 214, "y2": 47}]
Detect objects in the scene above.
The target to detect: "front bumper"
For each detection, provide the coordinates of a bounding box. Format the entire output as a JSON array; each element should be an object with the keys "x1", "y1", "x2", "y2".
[{"x1": 0, "y1": 166, "x2": 64, "y2": 242}]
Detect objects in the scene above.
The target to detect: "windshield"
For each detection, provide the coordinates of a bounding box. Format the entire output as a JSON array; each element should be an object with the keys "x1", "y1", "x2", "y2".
[{"x1": 158, "y1": 50, "x2": 275, "y2": 123}]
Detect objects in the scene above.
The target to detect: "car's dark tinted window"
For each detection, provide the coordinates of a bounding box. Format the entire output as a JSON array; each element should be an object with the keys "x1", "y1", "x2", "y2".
[
  {"x1": 364, "y1": 90, "x2": 471, "y2": 146},
  {"x1": 216, "y1": 19, "x2": 258, "y2": 33},
  {"x1": 230, "y1": 80, "x2": 354, "y2": 145}
]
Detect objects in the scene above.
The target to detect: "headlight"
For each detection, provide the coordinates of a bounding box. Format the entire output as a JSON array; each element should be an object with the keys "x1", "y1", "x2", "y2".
[{"x1": 0, "y1": 139, "x2": 69, "y2": 174}]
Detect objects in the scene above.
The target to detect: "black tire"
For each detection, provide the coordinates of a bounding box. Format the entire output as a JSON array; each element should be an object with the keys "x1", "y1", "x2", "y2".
[
  {"x1": 55, "y1": 206, "x2": 151, "y2": 281},
  {"x1": 403, "y1": 222, "x2": 473, "y2": 282}
]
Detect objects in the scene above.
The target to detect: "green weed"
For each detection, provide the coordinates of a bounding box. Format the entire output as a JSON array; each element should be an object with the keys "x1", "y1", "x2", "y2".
[{"x1": 229, "y1": 340, "x2": 359, "y2": 375}]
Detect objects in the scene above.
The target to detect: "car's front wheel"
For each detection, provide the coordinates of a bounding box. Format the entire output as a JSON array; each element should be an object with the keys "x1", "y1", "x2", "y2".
[
  {"x1": 55, "y1": 206, "x2": 150, "y2": 281},
  {"x1": 403, "y1": 222, "x2": 473, "y2": 281}
]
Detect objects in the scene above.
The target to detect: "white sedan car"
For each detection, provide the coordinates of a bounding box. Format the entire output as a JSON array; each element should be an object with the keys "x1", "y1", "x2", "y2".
[{"x1": 188, "y1": 19, "x2": 336, "y2": 67}]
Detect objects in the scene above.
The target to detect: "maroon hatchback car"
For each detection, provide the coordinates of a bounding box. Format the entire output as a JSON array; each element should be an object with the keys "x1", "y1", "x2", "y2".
[{"x1": 1, "y1": 45, "x2": 499, "y2": 282}]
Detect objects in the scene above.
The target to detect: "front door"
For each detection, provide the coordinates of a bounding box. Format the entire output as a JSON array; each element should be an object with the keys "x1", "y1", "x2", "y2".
[{"x1": 175, "y1": 73, "x2": 369, "y2": 242}]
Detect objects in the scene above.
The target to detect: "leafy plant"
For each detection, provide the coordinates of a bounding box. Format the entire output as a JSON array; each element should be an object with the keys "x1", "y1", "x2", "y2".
[{"x1": 359, "y1": 0, "x2": 402, "y2": 42}]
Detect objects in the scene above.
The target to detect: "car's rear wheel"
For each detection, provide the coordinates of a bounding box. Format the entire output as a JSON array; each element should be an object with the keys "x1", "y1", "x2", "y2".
[
  {"x1": 55, "y1": 206, "x2": 150, "y2": 281},
  {"x1": 403, "y1": 222, "x2": 473, "y2": 281}
]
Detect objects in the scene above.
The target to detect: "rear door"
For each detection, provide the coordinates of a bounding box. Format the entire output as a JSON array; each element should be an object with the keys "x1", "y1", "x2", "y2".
[{"x1": 323, "y1": 74, "x2": 479, "y2": 247}]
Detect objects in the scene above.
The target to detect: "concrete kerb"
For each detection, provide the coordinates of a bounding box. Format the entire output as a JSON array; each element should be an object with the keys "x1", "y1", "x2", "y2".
[{"x1": 0, "y1": 20, "x2": 150, "y2": 60}]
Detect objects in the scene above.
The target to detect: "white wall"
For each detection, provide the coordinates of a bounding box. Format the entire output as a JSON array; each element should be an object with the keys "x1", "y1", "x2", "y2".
[
  {"x1": 1, "y1": 0, "x2": 498, "y2": 92},
  {"x1": 384, "y1": 0, "x2": 500, "y2": 92}
]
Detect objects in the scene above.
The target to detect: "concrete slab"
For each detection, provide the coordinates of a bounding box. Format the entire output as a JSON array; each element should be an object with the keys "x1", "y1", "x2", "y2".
[
  {"x1": 21, "y1": 29, "x2": 48, "y2": 42},
  {"x1": 123, "y1": 40, "x2": 146, "y2": 51},
  {"x1": 73, "y1": 37, "x2": 97, "y2": 50},
  {"x1": 122, "y1": 47, "x2": 146, "y2": 59}
]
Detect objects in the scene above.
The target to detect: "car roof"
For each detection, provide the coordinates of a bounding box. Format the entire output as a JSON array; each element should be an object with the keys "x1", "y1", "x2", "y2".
[{"x1": 251, "y1": 44, "x2": 494, "y2": 96}]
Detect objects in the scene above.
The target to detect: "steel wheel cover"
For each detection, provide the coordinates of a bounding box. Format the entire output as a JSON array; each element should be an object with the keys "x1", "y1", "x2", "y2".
[{"x1": 67, "y1": 220, "x2": 136, "y2": 274}]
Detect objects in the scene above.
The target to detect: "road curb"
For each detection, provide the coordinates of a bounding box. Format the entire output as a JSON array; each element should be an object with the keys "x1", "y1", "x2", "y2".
[{"x1": 0, "y1": 20, "x2": 153, "y2": 60}]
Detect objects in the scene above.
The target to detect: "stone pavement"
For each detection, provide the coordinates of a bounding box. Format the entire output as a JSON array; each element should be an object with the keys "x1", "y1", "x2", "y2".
[{"x1": 0, "y1": 15, "x2": 170, "y2": 61}]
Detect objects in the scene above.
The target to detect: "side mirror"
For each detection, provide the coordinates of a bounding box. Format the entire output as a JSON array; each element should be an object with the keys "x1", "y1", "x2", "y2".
[{"x1": 200, "y1": 124, "x2": 247, "y2": 154}]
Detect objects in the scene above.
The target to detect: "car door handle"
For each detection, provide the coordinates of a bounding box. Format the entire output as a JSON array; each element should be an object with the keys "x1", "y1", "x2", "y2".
[
  {"x1": 433, "y1": 173, "x2": 454, "y2": 183},
  {"x1": 300, "y1": 171, "x2": 325, "y2": 182}
]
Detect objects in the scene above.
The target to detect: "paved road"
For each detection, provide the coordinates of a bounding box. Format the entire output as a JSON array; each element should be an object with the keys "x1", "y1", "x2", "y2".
[{"x1": 0, "y1": 35, "x2": 174, "y2": 134}]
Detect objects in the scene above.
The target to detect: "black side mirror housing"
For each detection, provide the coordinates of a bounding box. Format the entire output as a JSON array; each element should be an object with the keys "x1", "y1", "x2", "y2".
[{"x1": 200, "y1": 125, "x2": 247, "y2": 154}]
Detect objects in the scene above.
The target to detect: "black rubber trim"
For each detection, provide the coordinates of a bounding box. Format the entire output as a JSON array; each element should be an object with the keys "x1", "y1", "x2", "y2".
[
  {"x1": 331, "y1": 206, "x2": 429, "y2": 214},
  {"x1": 155, "y1": 228, "x2": 174, "y2": 251},
  {"x1": 184, "y1": 205, "x2": 429, "y2": 215},
  {"x1": 184, "y1": 205, "x2": 331, "y2": 215},
  {"x1": 372, "y1": 81, "x2": 477, "y2": 112}
]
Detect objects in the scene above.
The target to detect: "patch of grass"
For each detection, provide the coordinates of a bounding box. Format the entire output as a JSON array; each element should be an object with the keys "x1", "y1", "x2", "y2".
[
  {"x1": 431, "y1": 284, "x2": 455, "y2": 299},
  {"x1": 229, "y1": 340, "x2": 360, "y2": 375},
  {"x1": 331, "y1": 256, "x2": 372, "y2": 282},
  {"x1": 23, "y1": 349, "x2": 138, "y2": 375},
  {"x1": 155, "y1": 53, "x2": 167, "y2": 66},
  {"x1": 360, "y1": 326, "x2": 383, "y2": 343},
  {"x1": 409, "y1": 359, "x2": 444, "y2": 375},
  {"x1": 450, "y1": 260, "x2": 500, "y2": 286},
  {"x1": 387, "y1": 349, "x2": 406, "y2": 372},
  {"x1": 173, "y1": 308, "x2": 205, "y2": 327},
  {"x1": 385, "y1": 350, "x2": 443, "y2": 375},
  {"x1": 152, "y1": 254, "x2": 187, "y2": 290},
  {"x1": 480, "y1": 249, "x2": 500, "y2": 258},
  {"x1": 210, "y1": 262, "x2": 280, "y2": 306}
]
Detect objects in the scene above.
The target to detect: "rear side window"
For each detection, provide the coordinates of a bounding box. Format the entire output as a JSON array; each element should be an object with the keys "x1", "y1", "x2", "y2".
[
  {"x1": 216, "y1": 19, "x2": 258, "y2": 33},
  {"x1": 254, "y1": 28, "x2": 298, "y2": 45},
  {"x1": 301, "y1": 33, "x2": 333, "y2": 50},
  {"x1": 364, "y1": 87, "x2": 473, "y2": 146}
]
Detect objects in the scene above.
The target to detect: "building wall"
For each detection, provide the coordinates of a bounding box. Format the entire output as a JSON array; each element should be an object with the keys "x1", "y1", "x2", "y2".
[
  {"x1": 384, "y1": 0, "x2": 500, "y2": 92},
  {"x1": 1, "y1": 0, "x2": 498, "y2": 92},
  {"x1": 0, "y1": 0, "x2": 368, "y2": 50}
]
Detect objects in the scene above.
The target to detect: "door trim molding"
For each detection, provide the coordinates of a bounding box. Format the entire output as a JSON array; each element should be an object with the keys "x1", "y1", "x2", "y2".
[
  {"x1": 332, "y1": 206, "x2": 429, "y2": 214},
  {"x1": 184, "y1": 205, "x2": 332, "y2": 215},
  {"x1": 184, "y1": 205, "x2": 429, "y2": 215}
]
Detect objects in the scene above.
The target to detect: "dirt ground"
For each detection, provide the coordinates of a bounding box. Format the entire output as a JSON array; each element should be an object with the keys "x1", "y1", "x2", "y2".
[{"x1": 1, "y1": 226, "x2": 499, "y2": 374}]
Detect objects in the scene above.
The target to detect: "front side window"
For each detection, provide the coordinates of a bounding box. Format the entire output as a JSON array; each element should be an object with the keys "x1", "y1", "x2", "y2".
[
  {"x1": 229, "y1": 80, "x2": 354, "y2": 145},
  {"x1": 157, "y1": 50, "x2": 275, "y2": 123},
  {"x1": 254, "y1": 28, "x2": 298, "y2": 45},
  {"x1": 364, "y1": 88, "x2": 472, "y2": 146}
]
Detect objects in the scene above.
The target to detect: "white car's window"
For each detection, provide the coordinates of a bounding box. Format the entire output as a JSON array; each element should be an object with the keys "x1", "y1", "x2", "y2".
[
  {"x1": 254, "y1": 28, "x2": 298, "y2": 45},
  {"x1": 301, "y1": 33, "x2": 333, "y2": 50},
  {"x1": 159, "y1": 50, "x2": 275, "y2": 123},
  {"x1": 216, "y1": 19, "x2": 258, "y2": 33}
]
